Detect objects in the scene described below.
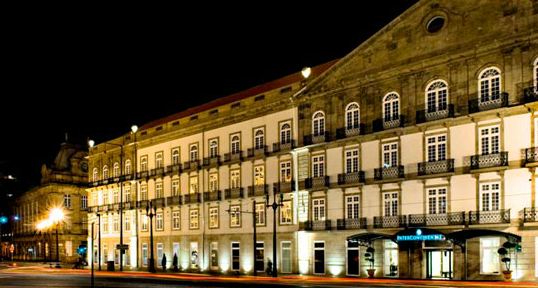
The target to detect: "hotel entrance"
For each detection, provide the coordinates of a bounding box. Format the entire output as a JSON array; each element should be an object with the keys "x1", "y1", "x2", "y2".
[{"x1": 425, "y1": 249, "x2": 452, "y2": 279}]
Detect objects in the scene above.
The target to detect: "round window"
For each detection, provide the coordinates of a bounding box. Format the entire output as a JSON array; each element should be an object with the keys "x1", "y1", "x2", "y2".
[{"x1": 426, "y1": 16, "x2": 445, "y2": 33}]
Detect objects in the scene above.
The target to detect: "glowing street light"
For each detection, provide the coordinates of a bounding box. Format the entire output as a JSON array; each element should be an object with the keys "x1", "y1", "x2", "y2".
[{"x1": 49, "y1": 207, "x2": 64, "y2": 268}]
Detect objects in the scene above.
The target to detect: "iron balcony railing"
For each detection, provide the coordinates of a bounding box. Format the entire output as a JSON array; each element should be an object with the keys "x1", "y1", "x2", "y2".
[
  {"x1": 373, "y1": 115, "x2": 405, "y2": 132},
  {"x1": 274, "y1": 181, "x2": 295, "y2": 193},
  {"x1": 305, "y1": 176, "x2": 330, "y2": 189},
  {"x1": 166, "y1": 196, "x2": 182, "y2": 206},
  {"x1": 523, "y1": 207, "x2": 537, "y2": 223},
  {"x1": 470, "y1": 152, "x2": 508, "y2": 170},
  {"x1": 203, "y1": 156, "x2": 221, "y2": 167},
  {"x1": 203, "y1": 190, "x2": 222, "y2": 202},
  {"x1": 418, "y1": 159, "x2": 455, "y2": 176},
  {"x1": 136, "y1": 170, "x2": 149, "y2": 179},
  {"x1": 373, "y1": 215, "x2": 407, "y2": 228},
  {"x1": 149, "y1": 167, "x2": 165, "y2": 177},
  {"x1": 272, "y1": 140, "x2": 295, "y2": 153},
  {"x1": 335, "y1": 123, "x2": 366, "y2": 139},
  {"x1": 407, "y1": 212, "x2": 465, "y2": 227},
  {"x1": 336, "y1": 218, "x2": 367, "y2": 230},
  {"x1": 182, "y1": 160, "x2": 200, "y2": 171},
  {"x1": 165, "y1": 163, "x2": 182, "y2": 175},
  {"x1": 300, "y1": 220, "x2": 332, "y2": 231},
  {"x1": 247, "y1": 184, "x2": 268, "y2": 197},
  {"x1": 224, "y1": 187, "x2": 244, "y2": 200},
  {"x1": 416, "y1": 104, "x2": 454, "y2": 124},
  {"x1": 183, "y1": 193, "x2": 201, "y2": 204},
  {"x1": 154, "y1": 197, "x2": 166, "y2": 208},
  {"x1": 468, "y1": 209, "x2": 510, "y2": 225},
  {"x1": 223, "y1": 151, "x2": 243, "y2": 162},
  {"x1": 374, "y1": 166, "x2": 404, "y2": 181},
  {"x1": 247, "y1": 145, "x2": 268, "y2": 157},
  {"x1": 525, "y1": 147, "x2": 538, "y2": 164},
  {"x1": 303, "y1": 131, "x2": 331, "y2": 145},
  {"x1": 468, "y1": 92, "x2": 509, "y2": 113},
  {"x1": 337, "y1": 171, "x2": 365, "y2": 185},
  {"x1": 523, "y1": 86, "x2": 538, "y2": 103}
]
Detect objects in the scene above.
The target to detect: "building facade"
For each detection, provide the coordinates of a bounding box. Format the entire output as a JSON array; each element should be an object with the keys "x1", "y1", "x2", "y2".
[
  {"x1": 14, "y1": 142, "x2": 88, "y2": 263},
  {"x1": 87, "y1": 0, "x2": 538, "y2": 281}
]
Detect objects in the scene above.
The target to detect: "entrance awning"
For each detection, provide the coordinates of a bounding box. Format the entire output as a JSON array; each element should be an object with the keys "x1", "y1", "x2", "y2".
[
  {"x1": 346, "y1": 232, "x2": 394, "y2": 247},
  {"x1": 447, "y1": 229, "x2": 521, "y2": 247}
]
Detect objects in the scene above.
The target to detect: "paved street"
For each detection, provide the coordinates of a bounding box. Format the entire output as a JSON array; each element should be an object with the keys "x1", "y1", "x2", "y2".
[{"x1": 0, "y1": 263, "x2": 536, "y2": 288}]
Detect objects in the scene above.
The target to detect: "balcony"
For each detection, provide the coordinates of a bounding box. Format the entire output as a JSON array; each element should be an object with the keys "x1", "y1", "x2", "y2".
[
  {"x1": 248, "y1": 184, "x2": 268, "y2": 197},
  {"x1": 525, "y1": 147, "x2": 538, "y2": 166},
  {"x1": 523, "y1": 86, "x2": 538, "y2": 103},
  {"x1": 272, "y1": 140, "x2": 295, "y2": 153},
  {"x1": 137, "y1": 170, "x2": 149, "y2": 179},
  {"x1": 374, "y1": 166, "x2": 404, "y2": 181},
  {"x1": 183, "y1": 160, "x2": 200, "y2": 171},
  {"x1": 166, "y1": 196, "x2": 182, "y2": 206},
  {"x1": 305, "y1": 176, "x2": 330, "y2": 189},
  {"x1": 154, "y1": 197, "x2": 166, "y2": 208},
  {"x1": 183, "y1": 193, "x2": 201, "y2": 204},
  {"x1": 166, "y1": 163, "x2": 182, "y2": 175},
  {"x1": 470, "y1": 152, "x2": 508, "y2": 170},
  {"x1": 468, "y1": 92, "x2": 509, "y2": 113},
  {"x1": 418, "y1": 159, "x2": 455, "y2": 176},
  {"x1": 416, "y1": 104, "x2": 454, "y2": 124},
  {"x1": 335, "y1": 124, "x2": 366, "y2": 139},
  {"x1": 373, "y1": 215, "x2": 407, "y2": 228},
  {"x1": 468, "y1": 209, "x2": 510, "y2": 225},
  {"x1": 223, "y1": 151, "x2": 243, "y2": 163},
  {"x1": 300, "y1": 220, "x2": 332, "y2": 231},
  {"x1": 123, "y1": 201, "x2": 137, "y2": 210},
  {"x1": 303, "y1": 131, "x2": 330, "y2": 145},
  {"x1": 337, "y1": 172, "x2": 365, "y2": 185},
  {"x1": 224, "y1": 188, "x2": 244, "y2": 200},
  {"x1": 150, "y1": 167, "x2": 165, "y2": 177},
  {"x1": 274, "y1": 181, "x2": 294, "y2": 193},
  {"x1": 407, "y1": 212, "x2": 465, "y2": 227},
  {"x1": 203, "y1": 190, "x2": 222, "y2": 202},
  {"x1": 247, "y1": 146, "x2": 267, "y2": 157},
  {"x1": 203, "y1": 156, "x2": 220, "y2": 167},
  {"x1": 373, "y1": 115, "x2": 404, "y2": 132},
  {"x1": 523, "y1": 207, "x2": 538, "y2": 223},
  {"x1": 336, "y1": 218, "x2": 367, "y2": 230}
]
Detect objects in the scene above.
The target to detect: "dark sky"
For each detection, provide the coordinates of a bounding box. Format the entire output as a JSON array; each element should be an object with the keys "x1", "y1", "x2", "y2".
[{"x1": 1, "y1": 1, "x2": 418, "y2": 193}]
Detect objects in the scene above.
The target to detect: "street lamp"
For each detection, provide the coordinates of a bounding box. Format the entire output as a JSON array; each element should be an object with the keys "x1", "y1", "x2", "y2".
[
  {"x1": 49, "y1": 208, "x2": 64, "y2": 268},
  {"x1": 0, "y1": 216, "x2": 7, "y2": 259},
  {"x1": 227, "y1": 200, "x2": 257, "y2": 276},
  {"x1": 266, "y1": 188, "x2": 283, "y2": 277},
  {"x1": 146, "y1": 201, "x2": 156, "y2": 273},
  {"x1": 96, "y1": 213, "x2": 101, "y2": 271},
  {"x1": 88, "y1": 124, "x2": 137, "y2": 272}
]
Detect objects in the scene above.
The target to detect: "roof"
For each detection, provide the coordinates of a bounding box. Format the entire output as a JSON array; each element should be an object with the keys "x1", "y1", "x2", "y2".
[{"x1": 140, "y1": 59, "x2": 338, "y2": 130}]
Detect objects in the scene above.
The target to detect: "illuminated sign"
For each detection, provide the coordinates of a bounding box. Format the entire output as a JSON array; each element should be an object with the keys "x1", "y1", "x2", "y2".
[{"x1": 396, "y1": 229, "x2": 445, "y2": 241}]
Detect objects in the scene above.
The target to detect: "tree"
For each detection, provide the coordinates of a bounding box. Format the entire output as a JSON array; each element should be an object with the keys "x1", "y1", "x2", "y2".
[{"x1": 497, "y1": 241, "x2": 516, "y2": 272}]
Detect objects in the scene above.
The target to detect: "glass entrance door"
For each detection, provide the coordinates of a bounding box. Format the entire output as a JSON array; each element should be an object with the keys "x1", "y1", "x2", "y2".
[{"x1": 426, "y1": 249, "x2": 453, "y2": 279}]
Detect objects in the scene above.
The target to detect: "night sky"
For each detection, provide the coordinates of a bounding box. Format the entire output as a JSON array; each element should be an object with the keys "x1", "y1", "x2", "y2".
[{"x1": 0, "y1": 1, "x2": 418, "y2": 199}]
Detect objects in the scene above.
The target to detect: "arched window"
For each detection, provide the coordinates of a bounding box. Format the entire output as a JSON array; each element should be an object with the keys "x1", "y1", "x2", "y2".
[
  {"x1": 345, "y1": 102, "x2": 360, "y2": 130},
  {"x1": 231, "y1": 135, "x2": 240, "y2": 154},
  {"x1": 209, "y1": 140, "x2": 218, "y2": 157},
  {"x1": 478, "y1": 67, "x2": 501, "y2": 102},
  {"x1": 125, "y1": 160, "x2": 131, "y2": 175},
  {"x1": 425, "y1": 80, "x2": 448, "y2": 112},
  {"x1": 171, "y1": 149, "x2": 180, "y2": 165},
  {"x1": 280, "y1": 123, "x2": 291, "y2": 144},
  {"x1": 383, "y1": 92, "x2": 399, "y2": 122},
  {"x1": 102, "y1": 165, "x2": 109, "y2": 179},
  {"x1": 190, "y1": 145, "x2": 198, "y2": 161},
  {"x1": 92, "y1": 168, "x2": 98, "y2": 182},
  {"x1": 534, "y1": 58, "x2": 538, "y2": 92},
  {"x1": 113, "y1": 162, "x2": 120, "y2": 177},
  {"x1": 254, "y1": 129, "x2": 264, "y2": 149},
  {"x1": 312, "y1": 111, "x2": 325, "y2": 136}
]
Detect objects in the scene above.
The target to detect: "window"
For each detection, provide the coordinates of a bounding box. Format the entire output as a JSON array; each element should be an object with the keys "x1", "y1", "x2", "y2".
[
  {"x1": 255, "y1": 242, "x2": 265, "y2": 272},
  {"x1": 382, "y1": 142, "x2": 398, "y2": 167},
  {"x1": 189, "y1": 175, "x2": 198, "y2": 193},
  {"x1": 190, "y1": 144, "x2": 198, "y2": 161},
  {"x1": 124, "y1": 184, "x2": 131, "y2": 202},
  {"x1": 156, "y1": 212, "x2": 163, "y2": 230},
  {"x1": 124, "y1": 214, "x2": 130, "y2": 231},
  {"x1": 280, "y1": 123, "x2": 291, "y2": 144},
  {"x1": 426, "y1": 80, "x2": 448, "y2": 113},
  {"x1": 102, "y1": 215, "x2": 108, "y2": 233},
  {"x1": 81, "y1": 195, "x2": 87, "y2": 209},
  {"x1": 345, "y1": 149, "x2": 359, "y2": 173},
  {"x1": 312, "y1": 155, "x2": 325, "y2": 177},
  {"x1": 255, "y1": 203, "x2": 265, "y2": 226},
  {"x1": 141, "y1": 215, "x2": 148, "y2": 231},
  {"x1": 254, "y1": 165, "x2": 264, "y2": 185},
  {"x1": 155, "y1": 180, "x2": 163, "y2": 198},
  {"x1": 280, "y1": 200, "x2": 292, "y2": 224},
  {"x1": 313, "y1": 241, "x2": 325, "y2": 274},
  {"x1": 479, "y1": 67, "x2": 501, "y2": 102},
  {"x1": 92, "y1": 168, "x2": 98, "y2": 181},
  {"x1": 113, "y1": 162, "x2": 120, "y2": 177},
  {"x1": 209, "y1": 207, "x2": 219, "y2": 228},
  {"x1": 157, "y1": 243, "x2": 164, "y2": 265},
  {"x1": 427, "y1": 187, "x2": 447, "y2": 214},
  {"x1": 113, "y1": 188, "x2": 119, "y2": 203},
  {"x1": 189, "y1": 209, "x2": 199, "y2": 229},
  {"x1": 230, "y1": 205, "x2": 241, "y2": 227},
  {"x1": 312, "y1": 111, "x2": 325, "y2": 136},
  {"x1": 345, "y1": 102, "x2": 360, "y2": 130},
  {"x1": 383, "y1": 192, "x2": 398, "y2": 216},
  {"x1": 172, "y1": 210, "x2": 180, "y2": 230},
  {"x1": 231, "y1": 242, "x2": 240, "y2": 271},
  {"x1": 140, "y1": 156, "x2": 148, "y2": 171},
  {"x1": 209, "y1": 173, "x2": 218, "y2": 192},
  {"x1": 140, "y1": 183, "x2": 148, "y2": 200},
  {"x1": 346, "y1": 195, "x2": 360, "y2": 219},
  {"x1": 113, "y1": 215, "x2": 119, "y2": 232},
  {"x1": 254, "y1": 129, "x2": 264, "y2": 149},
  {"x1": 171, "y1": 148, "x2": 180, "y2": 165},
  {"x1": 426, "y1": 134, "x2": 447, "y2": 161},
  {"x1": 480, "y1": 237, "x2": 500, "y2": 274},
  {"x1": 103, "y1": 191, "x2": 108, "y2": 205},
  {"x1": 480, "y1": 182, "x2": 500, "y2": 211},
  {"x1": 534, "y1": 58, "x2": 538, "y2": 92},
  {"x1": 142, "y1": 244, "x2": 148, "y2": 266},
  {"x1": 312, "y1": 198, "x2": 326, "y2": 221},
  {"x1": 171, "y1": 179, "x2": 180, "y2": 196},
  {"x1": 64, "y1": 194, "x2": 71, "y2": 208},
  {"x1": 280, "y1": 161, "x2": 292, "y2": 183},
  {"x1": 383, "y1": 92, "x2": 400, "y2": 122},
  {"x1": 281, "y1": 241, "x2": 292, "y2": 273},
  {"x1": 155, "y1": 151, "x2": 163, "y2": 168},
  {"x1": 479, "y1": 126, "x2": 500, "y2": 155},
  {"x1": 231, "y1": 135, "x2": 240, "y2": 154},
  {"x1": 210, "y1": 242, "x2": 219, "y2": 269},
  {"x1": 125, "y1": 160, "x2": 131, "y2": 175},
  {"x1": 102, "y1": 165, "x2": 109, "y2": 179},
  {"x1": 230, "y1": 169, "x2": 240, "y2": 188},
  {"x1": 209, "y1": 140, "x2": 218, "y2": 157}
]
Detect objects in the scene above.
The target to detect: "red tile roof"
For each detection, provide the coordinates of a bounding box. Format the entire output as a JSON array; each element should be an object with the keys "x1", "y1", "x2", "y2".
[{"x1": 140, "y1": 59, "x2": 338, "y2": 130}]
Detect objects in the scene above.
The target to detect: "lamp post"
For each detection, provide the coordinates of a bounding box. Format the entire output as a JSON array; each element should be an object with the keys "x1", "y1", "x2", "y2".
[
  {"x1": 227, "y1": 200, "x2": 257, "y2": 276},
  {"x1": 146, "y1": 201, "x2": 156, "y2": 273},
  {"x1": 266, "y1": 188, "x2": 283, "y2": 277},
  {"x1": 50, "y1": 208, "x2": 64, "y2": 268},
  {"x1": 96, "y1": 213, "x2": 101, "y2": 271}
]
